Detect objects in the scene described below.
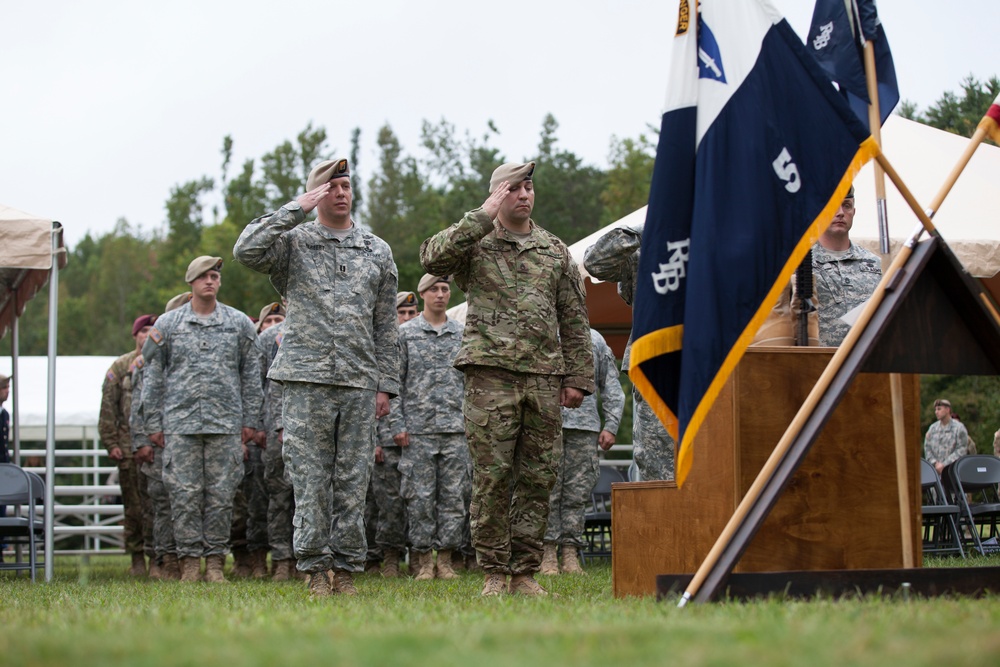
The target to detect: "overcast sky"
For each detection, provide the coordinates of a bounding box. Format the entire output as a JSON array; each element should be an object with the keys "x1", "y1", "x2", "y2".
[{"x1": 2, "y1": 0, "x2": 996, "y2": 247}]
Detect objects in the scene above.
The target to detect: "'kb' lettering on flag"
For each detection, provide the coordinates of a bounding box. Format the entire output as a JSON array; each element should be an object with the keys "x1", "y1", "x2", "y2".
[{"x1": 629, "y1": 0, "x2": 879, "y2": 486}]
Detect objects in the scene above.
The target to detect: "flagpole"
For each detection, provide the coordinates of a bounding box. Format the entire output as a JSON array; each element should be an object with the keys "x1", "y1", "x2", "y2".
[
  {"x1": 862, "y1": 37, "x2": 914, "y2": 570},
  {"x1": 678, "y1": 151, "x2": 936, "y2": 607}
]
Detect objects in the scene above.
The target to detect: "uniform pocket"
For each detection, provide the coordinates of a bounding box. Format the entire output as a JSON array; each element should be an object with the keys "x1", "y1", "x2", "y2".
[{"x1": 463, "y1": 402, "x2": 490, "y2": 428}]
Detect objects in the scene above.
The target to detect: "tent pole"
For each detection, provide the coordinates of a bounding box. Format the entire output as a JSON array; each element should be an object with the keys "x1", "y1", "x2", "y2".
[
  {"x1": 44, "y1": 224, "x2": 60, "y2": 583},
  {"x1": 11, "y1": 305, "x2": 20, "y2": 463}
]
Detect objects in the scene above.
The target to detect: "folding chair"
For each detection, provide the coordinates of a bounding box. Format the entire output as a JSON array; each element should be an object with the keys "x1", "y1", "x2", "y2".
[
  {"x1": 581, "y1": 466, "x2": 626, "y2": 563},
  {"x1": 944, "y1": 455, "x2": 1000, "y2": 556},
  {"x1": 0, "y1": 463, "x2": 46, "y2": 581},
  {"x1": 919, "y1": 459, "x2": 964, "y2": 558}
]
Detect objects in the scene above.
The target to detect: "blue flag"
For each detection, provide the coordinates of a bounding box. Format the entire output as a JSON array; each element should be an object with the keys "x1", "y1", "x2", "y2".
[
  {"x1": 807, "y1": 0, "x2": 899, "y2": 125},
  {"x1": 628, "y1": 0, "x2": 878, "y2": 486}
]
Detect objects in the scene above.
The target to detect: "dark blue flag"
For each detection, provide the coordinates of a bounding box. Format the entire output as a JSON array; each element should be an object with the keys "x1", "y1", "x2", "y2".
[
  {"x1": 629, "y1": 0, "x2": 878, "y2": 486},
  {"x1": 807, "y1": 0, "x2": 899, "y2": 125}
]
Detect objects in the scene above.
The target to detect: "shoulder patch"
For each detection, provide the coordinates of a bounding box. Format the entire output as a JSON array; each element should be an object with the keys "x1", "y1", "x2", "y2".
[
  {"x1": 106, "y1": 370, "x2": 117, "y2": 382},
  {"x1": 275, "y1": 333, "x2": 283, "y2": 347},
  {"x1": 149, "y1": 327, "x2": 164, "y2": 345}
]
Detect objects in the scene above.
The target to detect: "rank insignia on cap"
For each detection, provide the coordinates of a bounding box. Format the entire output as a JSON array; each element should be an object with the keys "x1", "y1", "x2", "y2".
[
  {"x1": 335, "y1": 159, "x2": 348, "y2": 174},
  {"x1": 149, "y1": 328, "x2": 164, "y2": 345}
]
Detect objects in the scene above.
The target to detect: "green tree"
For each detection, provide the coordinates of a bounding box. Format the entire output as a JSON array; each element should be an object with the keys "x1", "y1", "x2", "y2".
[
  {"x1": 901, "y1": 74, "x2": 1000, "y2": 143},
  {"x1": 350, "y1": 127, "x2": 363, "y2": 217},
  {"x1": 260, "y1": 122, "x2": 331, "y2": 209}
]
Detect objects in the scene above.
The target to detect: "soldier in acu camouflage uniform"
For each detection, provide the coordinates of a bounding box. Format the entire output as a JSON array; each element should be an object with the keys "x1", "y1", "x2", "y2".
[
  {"x1": 420, "y1": 162, "x2": 595, "y2": 597},
  {"x1": 812, "y1": 185, "x2": 882, "y2": 347},
  {"x1": 142, "y1": 257, "x2": 262, "y2": 584},
  {"x1": 233, "y1": 158, "x2": 400, "y2": 598},
  {"x1": 133, "y1": 293, "x2": 191, "y2": 581},
  {"x1": 541, "y1": 327, "x2": 625, "y2": 575},
  {"x1": 393, "y1": 274, "x2": 470, "y2": 581},
  {"x1": 367, "y1": 291, "x2": 420, "y2": 577},
  {"x1": 924, "y1": 398, "x2": 969, "y2": 475},
  {"x1": 584, "y1": 223, "x2": 676, "y2": 481},
  {"x1": 99, "y1": 314, "x2": 157, "y2": 577}
]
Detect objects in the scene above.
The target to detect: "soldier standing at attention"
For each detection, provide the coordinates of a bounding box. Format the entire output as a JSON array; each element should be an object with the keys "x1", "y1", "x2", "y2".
[
  {"x1": 420, "y1": 162, "x2": 595, "y2": 597},
  {"x1": 394, "y1": 274, "x2": 470, "y2": 581},
  {"x1": 584, "y1": 224, "x2": 676, "y2": 481},
  {"x1": 99, "y1": 314, "x2": 157, "y2": 577},
  {"x1": 142, "y1": 257, "x2": 262, "y2": 583},
  {"x1": 541, "y1": 327, "x2": 624, "y2": 575},
  {"x1": 233, "y1": 158, "x2": 400, "y2": 597},
  {"x1": 924, "y1": 398, "x2": 969, "y2": 475},
  {"x1": 812, "y1": 185, "x2": 882, "y2": 347}
]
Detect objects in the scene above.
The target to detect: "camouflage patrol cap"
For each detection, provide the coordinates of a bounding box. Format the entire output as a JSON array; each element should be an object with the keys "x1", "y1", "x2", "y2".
[
  {"x1": 306, "y1": 158, "x2": 350, "y2": 191},
  {"x1": 185, "y1": 256, "x2": 223, "y2": 283},
  {"x1": 396, "y1": 292, "x2": 418, "y2": 309},
  {"x1": 489, "y1": 161, "x2": 535, "y2": 193},
  {"x1": 417, "y1": 273, "x2": 450, "y2": 294},
  {"x1": 132, "y1": 314, "x2": 157, "y2": 337},
  {"x1": 165, "y1": 292, "x2": 192, "y2": 312},
  {"x1": 257, "y1": 301, "x2": 286, "y2": 322}
]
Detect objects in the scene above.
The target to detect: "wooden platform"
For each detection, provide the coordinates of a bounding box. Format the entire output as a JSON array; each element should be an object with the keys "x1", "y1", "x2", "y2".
[{"x1": 611, "y1": 348, "x2": 922, "y2": 597}]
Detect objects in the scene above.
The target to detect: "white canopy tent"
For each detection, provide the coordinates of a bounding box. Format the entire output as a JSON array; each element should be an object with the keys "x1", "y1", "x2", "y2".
[{"x1": 1, "y1": 205, "x2": 66, "y2": 581}]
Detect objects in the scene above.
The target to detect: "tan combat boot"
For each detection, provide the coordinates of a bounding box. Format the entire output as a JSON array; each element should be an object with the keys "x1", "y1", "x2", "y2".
[
  {"x1": 204, "y1": 554, "x2": 228, "y2": 583},
  {"x1": 509, "y1": 573, "x2": 556, "y2": 597},
  {"x1": 231, "y1": 548, "x2": 252, "y2": 578},
  {"x1": 162, "y1": 553, "x2": 181, "y2": 581},
  {"x1": 435, "y1": 550, "x2": 458, "y2": 580},
  {"x1": 331, "y1": 569, "x2": 358, "y2": 596},
  {"x1": 481, "y1": 572, "x2": 507, "y2": 597},
  {"x1": 272, "y1": 559, "x2": 294, "y2": 582},
  {"x1": 560, "y1": 546, "x2": 585, "y2": 575},
  {"x1": 179, "y1": 556, "x2": 201, "y2": 583},
  {"x1": 250, "y1": 550, "x2": 268, "y2": 579},
  {"x1": 539, "y1": 543, "x2": 560, "y2": 575},
  {"x1": 147, "y1": 557, "x2": 163, "y2": 580},
  {"x1": 129, "y1": 552, "x2": 147, "y2": 577},
  {"x1": 308, "y1": 570, "x2": 332, "y2": 597},
  {"x1": 451, "y1": 550, "x2": 466, "y2": 572},
  {"x1": 413, "y1": 550, "x2": 435, "y2": 580},
  {"x1": 381, "y1": 549, "x2": 401, "y2": 578}
]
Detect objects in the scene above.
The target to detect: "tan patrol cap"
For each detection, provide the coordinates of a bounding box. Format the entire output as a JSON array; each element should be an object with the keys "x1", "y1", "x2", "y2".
[
  {"x1": 165, "y1": 292, "x2": 192, "y2": 312},
  {"x1": 306, "y1": 158, "x2": 350, "y2": 191},
  {"x1": 417, "y1": 273, "x2": 450, "y2": 294},
  {"x1": 0, "y1": 373, "x2": 10, "y2": 388},
  {"x1": 396, "y1": 292, "x2": 417, "y2": 308},
  {"x1": 185, "y1": 256, "x2": 223, "y2": 283},
  {"x1": 489, "y1": 161, "x2": 535, "y2": 193}
]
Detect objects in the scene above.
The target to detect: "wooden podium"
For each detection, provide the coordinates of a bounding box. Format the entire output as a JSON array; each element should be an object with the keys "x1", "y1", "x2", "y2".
[{"x1": 611, "y1": 347, "x2": 922, "y2": 597}]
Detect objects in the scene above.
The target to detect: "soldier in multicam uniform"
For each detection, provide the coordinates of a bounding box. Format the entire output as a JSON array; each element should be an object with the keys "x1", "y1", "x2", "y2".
[
  {"x1": 133, "y1": 293, "x2": 191, "y2": 581},
  {"x1": 812, "y1": 185, "x2": 882, "y2": 347},
  {"x1": 420, "y1": 161, "x2": 595, "y2": 597},
  {"x1": 142, "y1": 257, "x2": 262, "y2": 583},
  {"x1": 924, "y1": 398, "x2": 969, "y2": 474},
  {"x1": 393, "y1": 274, "x2": 470, "y2": 581},
  {"x1": 98, "y1": 314, "x2": 157, "y2": 577},
  {"x1": 233, "y1": 158, "x2": 400, "y2": 598},
  {"x1": 584, "y1": 223, "x2": 676, "y2": 481},
  {"x1": 367, "y1": 291, "x2": 420, "y2": 577},
  {"x1": 541, "y1": 327, "x2": 625, "y2": 576}
]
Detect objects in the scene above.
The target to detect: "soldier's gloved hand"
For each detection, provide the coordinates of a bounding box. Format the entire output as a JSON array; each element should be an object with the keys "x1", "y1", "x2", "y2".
[
  {"x1": 597, "y1": 430, "x2": 616, "y2": 451},
  {"x1": 393, "y1": 431, "x2": 410, "y2": 447},
  {"x1": 108, "y1": 447, "x2": 124, "y2": 461},
  {"x1": 375, "y1": 446, "x2": 384, "y2": 464}
]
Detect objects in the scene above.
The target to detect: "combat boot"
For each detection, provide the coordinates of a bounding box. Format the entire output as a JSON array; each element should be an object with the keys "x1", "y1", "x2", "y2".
[
  {"x1": 271, "y1": 559, "x2": 294, "y2": 582},
  {"x1": 413, "y1": 550, "x2": 435, "y2": 580},
  {"x1": 539, "y1": 542, "x2": 560, "y2": 575},
  {"x1": 129, "y1": 552, "x2": 147, "y2": 577},
  {"x1": 481, "y1": 572, "x2": 507, "y2": 597},
  {"x1": 465, "y1": 553, "x2": 482, "y2": 572},
  {"x1": 250, "y1": 549, "x2": 268, "y2": 579},
  {"x1": 381, "y1": 549, "x2": 401, "y2": 578},
  {"x1": 148, "y1": 557, "x2": 163, "y2": 580},
  {"x1": 560, "y1": 546, "x2": 585, "y2": 575},
  {"x1": 204, "y1": 554, "x2": 228, "y2": 583},
  {"x1": 162, "y1": 553, "x2": 181, "y2": 580},
  {"x1": 509, "y1": 573, "x2": 556, "y2": 597},
  {"x1": 307, "y1": 570, "x2": 332, "y2": 597},
  {"x1": 179, "y1": 556, "x2": 201, "y2": 583},
  {"x1": 331, "y1": 569, "x2": 358, "y2": 596},
  {"x1": 435, "y1": 550, "x2": 459, "y2": 580},
  {"x1": 293, "y1": 559, "x2": 309, "y2": 580},
  {"x1": 231, "y1": 548, "x2": 252, "y2": 578},
  {"x1": 451, "y1": 550, "x2": 466, "y2": 572}
]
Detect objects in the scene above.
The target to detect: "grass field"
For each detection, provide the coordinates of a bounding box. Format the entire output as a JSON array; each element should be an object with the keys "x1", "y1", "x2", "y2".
[{"x1": 2, "y1": 555, "x2": 1000, "y2": 667}]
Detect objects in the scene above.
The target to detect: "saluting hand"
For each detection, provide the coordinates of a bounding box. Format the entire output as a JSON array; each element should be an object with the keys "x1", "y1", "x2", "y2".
[
  {"x1": 481, "y1": 181, "x2": 510, "y2": 220},
  {"x1": 295, "y1": 183, "x2": 331, "y2": 214}
]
